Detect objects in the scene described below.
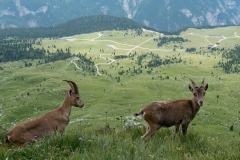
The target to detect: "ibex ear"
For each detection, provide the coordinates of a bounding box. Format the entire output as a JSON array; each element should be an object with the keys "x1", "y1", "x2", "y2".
[
  {"x1": 69, "y1": 89, "x2": 72, "y2": 95},
  {"x1": 189, "y1": 85, "x2": 193, "y2": 92},
  {"x1": 64, "y1": 90, "x2": 70, "y2": 97},
  {"x1": 204, "y1": 84, "x2": 208, "y2": 91}
]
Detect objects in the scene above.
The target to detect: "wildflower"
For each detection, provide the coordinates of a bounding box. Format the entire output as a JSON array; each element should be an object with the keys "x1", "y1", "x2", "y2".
[
  {"x1": 78, "y1": 137, "x2": 83, "y2": 141},
  {"x1": 103, "y1": 144, "x2": 107, "y2": 148},
  {"x1": 34, "y1": 136, "x2": 37, "y2": 139},
  {"x1": 149, "y1": 154, "x2": 154, "y2": 158}
]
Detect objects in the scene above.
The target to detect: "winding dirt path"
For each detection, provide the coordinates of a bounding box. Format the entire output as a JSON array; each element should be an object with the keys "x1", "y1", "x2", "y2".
[{"x1": 66, "y1": 29, "x2": 239, "y2": 75}]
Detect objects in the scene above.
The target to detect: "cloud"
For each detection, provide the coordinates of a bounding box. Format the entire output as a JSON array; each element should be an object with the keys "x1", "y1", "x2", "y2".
[
  {"x1": 180, "y1": 9, "x2": 192, "y2": 18},
  {"x1": 14, "y1": 0, "x2": 48, "y2": 17},
  {"x1": 143, "y1": 19, "x2": 149, "y2": 26},
  {"x1": 28, "y1": 19, "x2": 38, "y2": 27},
  {"x1": 101, "y1": 6, "x2": 108, "y2": 15},
  {"x1": 0, "y1": 8, "x2": 15, "y2": 17}
]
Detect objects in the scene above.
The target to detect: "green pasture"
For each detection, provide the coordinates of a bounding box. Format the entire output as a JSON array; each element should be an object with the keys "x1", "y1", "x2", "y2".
[{"x1": 0, "y1": 26, "x2": 240, "y2": 159}]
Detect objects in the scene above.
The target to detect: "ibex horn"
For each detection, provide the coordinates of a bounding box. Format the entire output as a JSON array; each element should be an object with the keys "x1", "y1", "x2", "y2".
[
  {"x1": 189, "y1": 78, "x2": 197, "y2": 88},
  {"x1": 63, "y1": 80, "x2": 79, "y2": 94},
  {"x1": 200, "y1": 78, "x2": 205, "y2": 87}
]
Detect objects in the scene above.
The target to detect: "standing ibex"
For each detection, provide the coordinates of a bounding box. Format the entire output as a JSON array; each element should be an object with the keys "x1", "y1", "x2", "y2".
[
  {"x1": 6, "y1": 80, "x2": 84, "y2": 147},
  {"x1": 134, "y1": 78, "x2": 208, "y2": 140}
]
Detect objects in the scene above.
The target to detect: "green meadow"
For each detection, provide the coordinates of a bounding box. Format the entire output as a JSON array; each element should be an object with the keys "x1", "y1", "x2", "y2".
[{"x1": 0, "y1": 26, "x2": 240, "y2": 159}]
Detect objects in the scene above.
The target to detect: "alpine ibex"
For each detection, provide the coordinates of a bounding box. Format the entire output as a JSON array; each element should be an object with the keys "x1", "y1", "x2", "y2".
[
  {"x1": 6, "y1": 80, "x2": 84, "y2": 147},
  {"x1": 134, "y1": 78, "x2": 208, "y2": 140}
]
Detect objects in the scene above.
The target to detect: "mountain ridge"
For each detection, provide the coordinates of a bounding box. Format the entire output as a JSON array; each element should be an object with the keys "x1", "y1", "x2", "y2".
[
  {"x1": 0, "y1": 15, "x2": 153, "y2": 39},
  {"x1": 0, "y1": 0, "x2": 240, "y2": 32}
]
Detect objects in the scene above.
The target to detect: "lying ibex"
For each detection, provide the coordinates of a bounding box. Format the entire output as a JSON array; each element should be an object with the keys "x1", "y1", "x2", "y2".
[
  {"x1": 134, "y1": 78, "x2": 208, "y2": 140},
  {"x1": 6, "y1": 80, "x2": 84, "y2": 147}
]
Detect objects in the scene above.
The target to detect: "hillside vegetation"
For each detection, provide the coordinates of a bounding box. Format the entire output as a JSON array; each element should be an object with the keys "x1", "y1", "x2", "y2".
[
  {"x1": 0, "y1": 26, "x2": 240, "y2": 159},
  {"x1": 0, "y1": 15, "x2": 149, "y2": 39}
]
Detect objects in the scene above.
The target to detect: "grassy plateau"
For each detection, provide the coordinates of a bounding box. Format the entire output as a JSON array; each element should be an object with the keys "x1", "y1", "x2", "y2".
[{"x1": 0, "y1": 26, "x2": 240, "y2": 159}]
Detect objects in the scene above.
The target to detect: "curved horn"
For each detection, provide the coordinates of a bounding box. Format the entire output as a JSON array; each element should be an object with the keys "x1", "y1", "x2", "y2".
[
  {"x1": 189, "y1": 78, "x2": 197, "y2": 88},
  {"x1": 63, "y1": 80, "x2": 79, "y2": 94},
  {"x1": 200, "y1": 78, "x2": 205, "y2": 87}
]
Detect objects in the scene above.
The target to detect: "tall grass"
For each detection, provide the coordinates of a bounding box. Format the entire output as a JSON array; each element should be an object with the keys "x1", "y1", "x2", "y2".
[
  {"x1": 1, "y1": 27, "x2": 240, "y2": 159},
  {"x1": 1, "y1": 125, "x2": 239, "y2": 160}
]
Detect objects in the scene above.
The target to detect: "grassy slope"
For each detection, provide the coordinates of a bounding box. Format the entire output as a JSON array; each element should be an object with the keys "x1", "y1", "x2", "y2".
[{"x1": 0, "y1": 26, "x2": 240, "y2": 159}]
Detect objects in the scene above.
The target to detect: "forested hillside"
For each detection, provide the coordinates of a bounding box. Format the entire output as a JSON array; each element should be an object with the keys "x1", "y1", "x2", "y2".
[
  {"x1": 1, "y1": 0, "x2": 240, "y2": 32},
  {"x1": 0, "y1": 37, "x2": 96, "y2": 73},
  {"x1": 0, "y1": 15, "x2": 149, "y2": 39}
]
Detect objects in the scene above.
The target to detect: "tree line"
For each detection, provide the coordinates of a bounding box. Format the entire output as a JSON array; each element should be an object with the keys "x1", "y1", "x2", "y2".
[
  {"x1": 0, "y1": 15, "x2": 153, "y2": 39},
  {"x1": 154, "y1": 36, "x2": 189, "y2": 47},
  {"x1": 0, "y1": 37, "x2": 96, "y2": 74},
  {"x1": 137, "y1": 52, "x2": 182, "y2": 69},
  {"x1": 216, "y1": 45, "x2": 240, "y2": 74},
  {"x1": 184, "y1": 45, "x2": 239, "y2": 74},
  {"x1": 115, "y1": 52, "x2": 183, "y2": 77},
  {"x1": 0, "y1": 38, "x2": 69, "y2": 63}
]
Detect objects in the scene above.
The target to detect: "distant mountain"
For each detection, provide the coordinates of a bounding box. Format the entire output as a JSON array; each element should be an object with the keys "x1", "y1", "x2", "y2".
[
  {"x1": 1, "y1": 0, "x2": 240, "y2": 32},
  {"x1": 0, "y1": 15, "x2": 149, "y2": 39}
]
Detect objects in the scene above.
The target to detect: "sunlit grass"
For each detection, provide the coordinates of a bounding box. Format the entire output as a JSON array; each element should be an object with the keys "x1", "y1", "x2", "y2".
[
  {"x1": 0, "y1": 27, "x2": 240, "y2": 159},
  {"x1": 1, "y1": 126, "x2": 239, "y2": 159}
]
